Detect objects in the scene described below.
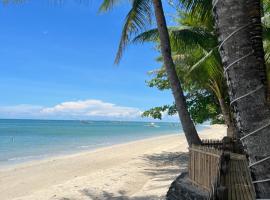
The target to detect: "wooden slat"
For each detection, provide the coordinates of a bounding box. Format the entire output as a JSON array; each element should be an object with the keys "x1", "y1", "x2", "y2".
[
  {"x1": 236, "y1": 159, "x2": 245, "y2": 200},
  {"x1": 239, "y1": 158, "x2": 252, "y2": 200},
  {"x1": 189, "y1": 145, "x2": 222, "y2": 191},
  {"x1": 189, "y1": 147, "x2": 221, "y2": 158},
  {"x1": 225, "y1": 157, "x2": 256, "y2": 200},
  {"x1": 188, "y1": 144, "x2": 256, "y2": 200}
]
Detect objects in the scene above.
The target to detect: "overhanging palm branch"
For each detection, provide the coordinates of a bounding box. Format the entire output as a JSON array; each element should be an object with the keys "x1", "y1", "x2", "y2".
[
  {"x1": 99, "y1": 0, "x2": 125, "y2": 11},
  {"x1": 187, "y1": 47, "x2": 220, "y2": 73},
  {"x1": 177, "y1": 7, "x2": 214, "y2": 31},
  {"x1": 133, "y1": 26, "x2": 217, "y2": 50},
  {"x1": 176, "y1": 0, "x2": 212, "y2": 23},
  {"x1": 169, "y1": 41, "x2": 225, "y2": 100},
  {"x1": 100, "y1": 0, "x2": 153, "y2": 64}
]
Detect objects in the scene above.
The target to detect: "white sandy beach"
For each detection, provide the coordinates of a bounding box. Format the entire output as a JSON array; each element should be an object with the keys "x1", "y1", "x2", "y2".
[{"x1": 0, "y1": 125, "x2": 226, "y2": 200}]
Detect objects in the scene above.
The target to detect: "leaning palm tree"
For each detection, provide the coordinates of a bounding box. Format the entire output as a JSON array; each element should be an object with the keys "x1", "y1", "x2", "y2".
[
  {"x1": 211, "y1": 0, "x2": 270, "y2": 197},
  {"x1": 100, "y1": 0, "x2": 201, "y2": 146},
  {"x1": 133, "y1": 9, "x2": 237, "y2": 136},
  {"x1": 152, "y1": 0, "x2": 202, "y2": 146}
]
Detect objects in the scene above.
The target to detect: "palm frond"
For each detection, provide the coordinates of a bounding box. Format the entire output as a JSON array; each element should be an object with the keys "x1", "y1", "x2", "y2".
[
  {"x1": 114, "y1": 0, "x2": 153, "y2": 64},
  {"x1": 132, "y1": 28, "x2": 160, "y2": 43},
  {"x1": 187, "y1": 47, "x2": 218, "y2": 73},
  {"x1": 133, "y1": 26, "x2": 217, "y2": 51},
  {"x1": 263, "y1": 0, "x2": 270, "y2": 14},
  {"x1": 99, "y1": 0, "x2": 126, "y2": 12},
  {"x1": 178, "y1": 8, "x2": 214, "y2": 31},
  {"x1": 177, "y1": 0, "x2": 213, "y2": 23},
  {"x1": 170, "y1": 26, "x2": 217, "y2": 51}
]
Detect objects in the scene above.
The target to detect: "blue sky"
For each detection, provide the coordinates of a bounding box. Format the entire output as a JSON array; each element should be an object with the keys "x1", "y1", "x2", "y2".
[{"x1": 0, "y1": 1, "x2": 177, "y2": 121}]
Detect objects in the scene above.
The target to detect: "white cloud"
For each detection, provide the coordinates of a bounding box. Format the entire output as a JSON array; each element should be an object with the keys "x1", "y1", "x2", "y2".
[
  {"x1": 41, "y1": 99, "x2": 142, "y2": 118},
  {"x1": 160, "y1": 110, "x2": 179, "y2": 121},
  {"x1": 0, "y1": 99, "x2": 142, "y2": 120}
]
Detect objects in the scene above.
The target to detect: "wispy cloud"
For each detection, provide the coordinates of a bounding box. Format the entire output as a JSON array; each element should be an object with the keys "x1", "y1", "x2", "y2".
[
  {"x1": 0, "y1": 99, "x2": 142, "y2": 120},
  {"x1": 0, "y1": 104, "x2": 43, "y2": 118}
]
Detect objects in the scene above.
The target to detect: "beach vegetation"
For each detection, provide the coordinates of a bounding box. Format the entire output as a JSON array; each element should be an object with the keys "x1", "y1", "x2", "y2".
[
  {"x1": 135, "y1": 3, "x2": 236, "y2": 136},
  {"x1": 140, "y1": 0, "x2": 270, "y2": 136}
]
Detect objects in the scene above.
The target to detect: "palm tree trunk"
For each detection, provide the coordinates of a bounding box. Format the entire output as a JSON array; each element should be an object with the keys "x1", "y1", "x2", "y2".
[
  {"x1": 152, "y1": 0, "x2": 201, "y2": 146},
  {"x1": 218, "y1": 97, "x2": 236, "y2": 137},
  {"x1": 213, "y1": 0, "x2": 270, "y2": 197},
  {"x1": 267, "y1": 75, "x2": 270, "y2": 105}
]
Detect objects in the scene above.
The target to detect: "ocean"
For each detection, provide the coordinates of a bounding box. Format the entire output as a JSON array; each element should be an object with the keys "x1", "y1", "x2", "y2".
[{"x1": 0, "y1": 119, "x2": 206, "y2": 166}]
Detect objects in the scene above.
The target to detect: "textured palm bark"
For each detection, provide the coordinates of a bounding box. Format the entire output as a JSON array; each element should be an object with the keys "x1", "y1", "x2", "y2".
[
  {"x1": 267, "y1": 77, "x2": 270, "y2": 105},
  {"x1": 218, "y1": 98, "x2": 236, "y2": 137},
  {"x1": 213, "y1": 0, "x2": 270, "y2": 197},
  {"x1": 152, "y1": 0, "x2": 201, "y2": 146}
]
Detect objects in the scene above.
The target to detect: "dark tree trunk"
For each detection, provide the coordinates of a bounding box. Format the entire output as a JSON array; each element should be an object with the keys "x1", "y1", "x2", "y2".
[
  {"x1": 267, "y1": 76, "x2": 270, "y2": 105},
  {"x1": 213, "y1": 0, "x2": 270, "y2": 197},
  {"x1": 152, "y1": 0, "x2": 201, "y2": 146},
  {"x1": 218, "y1": 97, "x2": 236, "y2": 137}
]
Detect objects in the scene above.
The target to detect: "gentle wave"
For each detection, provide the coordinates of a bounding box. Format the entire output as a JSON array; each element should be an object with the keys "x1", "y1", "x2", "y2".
[
  {"x1": 8, "y1": 154, "x2": 49, "y2": 162},
  {"x1": 77, "y1": 142, "x2": 111, "y2": 149}
]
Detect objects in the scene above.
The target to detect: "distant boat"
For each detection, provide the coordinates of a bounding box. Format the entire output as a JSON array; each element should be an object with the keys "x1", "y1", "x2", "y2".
[
  {"x1": 80, "y1": 120, "x2": 92, "y2": 124},
  {"x1": 145, "y1": 122, "x2": 160, "y2": 128}
]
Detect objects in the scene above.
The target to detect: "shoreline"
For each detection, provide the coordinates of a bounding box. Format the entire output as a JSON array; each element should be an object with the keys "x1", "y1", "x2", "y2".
[
  {"x1": 0, "y1": 124, "x2": 210, "y2": 169},
  {"x1": 0, "y1": 124, "x2": 226, "y2": 200},
  {"x1": 0, "y1": 132, "x2": 182, "y2": 171}
]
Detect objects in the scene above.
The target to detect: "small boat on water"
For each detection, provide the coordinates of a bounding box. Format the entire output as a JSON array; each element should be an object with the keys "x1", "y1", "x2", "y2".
[{"x1": 145, "y1": 122, "x2": 160, "y2": 128}]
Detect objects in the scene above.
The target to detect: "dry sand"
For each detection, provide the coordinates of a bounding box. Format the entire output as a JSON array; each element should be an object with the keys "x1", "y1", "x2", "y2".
[{"x1": 0, "y1": 124, "x2": 226, "y2": 200}]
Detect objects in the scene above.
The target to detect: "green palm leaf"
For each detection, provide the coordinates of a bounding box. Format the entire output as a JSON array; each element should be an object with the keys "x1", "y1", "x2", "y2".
[
  {"x1": 100, "y1": 0, "x2": 153, "y2": 64},
  {"x1": 99, "y1": 0, "x2": 125, "y2": 11},
  {"x1": 133, "y1": 26, "x2": 217, "y2": 50},
  {"x1": 177, "y1": 0, "x2": 212, "y2": 22}
]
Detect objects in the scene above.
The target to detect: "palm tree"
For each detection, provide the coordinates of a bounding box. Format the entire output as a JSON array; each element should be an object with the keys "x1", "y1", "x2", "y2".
[
  {"x1": 134, "y1": 10, "x2": 236, "y2": 136},
  {"x1": 211, "y1": 0, "x2": 270, "y2": 197},
  {"x1": 151, "y1": 0, "x2": 202, "y2": 146},
  {"x1": 100, "y1": 0, "x2": 201, "y2": 146}
]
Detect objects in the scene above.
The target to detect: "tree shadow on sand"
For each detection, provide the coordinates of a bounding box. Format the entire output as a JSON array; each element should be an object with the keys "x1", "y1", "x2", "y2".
[
  {"x1": 59, "y1": 189, "x2": 163, "y2": 200},
  {"x1": 142, "y1": 151, "x2": 189, "y2": 167},
  {"x1": 60, "y1": 151, "x2": 189, "y2": 200},
  {"x1": 78, "y1": 189, "x2": 163, "y2": 200},
  {"x1": 140, "y1": 151, "x2": 189, "y2": 182}
]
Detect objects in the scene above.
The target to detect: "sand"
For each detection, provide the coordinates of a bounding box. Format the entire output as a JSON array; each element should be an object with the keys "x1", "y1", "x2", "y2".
[{"x1": 0, "y1": 124, "x2": 226, "y2": 200}]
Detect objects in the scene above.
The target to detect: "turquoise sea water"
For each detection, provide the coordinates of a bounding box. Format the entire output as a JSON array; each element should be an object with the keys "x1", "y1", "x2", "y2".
[{"x1": 0, "y1": 119, "x2": 206, "y2": 166}]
